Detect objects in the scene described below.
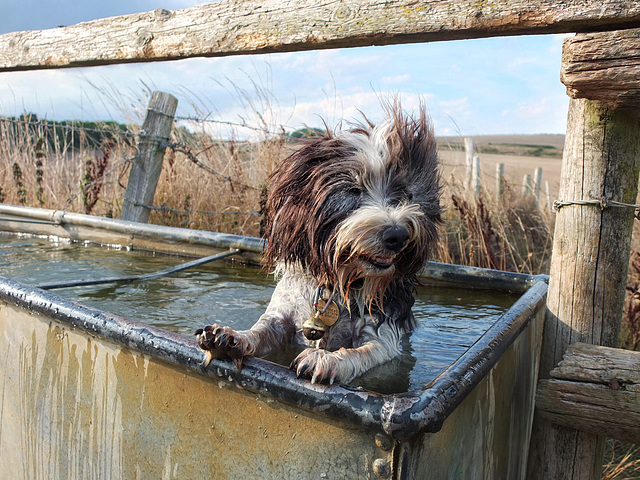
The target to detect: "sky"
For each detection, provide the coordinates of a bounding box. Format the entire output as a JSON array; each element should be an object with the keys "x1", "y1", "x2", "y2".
[{"x1": 0, "y1": 0, "x2": 571, "y2": 139}]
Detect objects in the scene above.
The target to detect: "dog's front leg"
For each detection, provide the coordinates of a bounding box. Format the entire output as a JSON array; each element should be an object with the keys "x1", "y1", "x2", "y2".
[
  {"x1": 196, "y1": 314, "x2": 297, "y2": 369},
  {"x1": 291, "y1": 322, "x2": 403, "y2": 384},
  {"x1": 196, "y1": 267, "x2": 313, "y2": 369}
]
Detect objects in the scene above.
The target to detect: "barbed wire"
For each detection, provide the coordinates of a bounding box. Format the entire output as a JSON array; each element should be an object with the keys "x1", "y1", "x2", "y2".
[
  {"x1": 0, "y1": 115, "x2": 143, "y2": 141},
  {"x1": 174, "y1": 114, "x2": 275, "y2": 134},
  {"x1": 162, "y1": 141, "x2": 259, "y2": 191},
  {"x1": 554, "y1": 197, "x2": 640, "y2": 219},
  {"x1": 61, "y1": 153, "x2": 137, "y2": 213}
]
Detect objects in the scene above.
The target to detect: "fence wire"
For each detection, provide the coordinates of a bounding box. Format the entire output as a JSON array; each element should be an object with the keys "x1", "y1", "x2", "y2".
[{"x1": 0, "y1": 114, "x2": 267, "y2": 226}]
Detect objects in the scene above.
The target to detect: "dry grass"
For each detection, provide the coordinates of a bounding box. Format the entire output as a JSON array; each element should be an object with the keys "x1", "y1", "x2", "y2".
[
  {"x1": 1, "y1": 115, "x2": 556, "y2": 273},
  {"x1": 436, "y1": 175, "x2": 553, "y2": 274},
  {"x1": 602, "y1": 440, "x2": 640, "y2": 480},
  {"x1": 0, "y1": 117, "x2": 135, "y2": 217},
  {"x1": 146, "y1": 125, "x2": 285, "y2": 236}
]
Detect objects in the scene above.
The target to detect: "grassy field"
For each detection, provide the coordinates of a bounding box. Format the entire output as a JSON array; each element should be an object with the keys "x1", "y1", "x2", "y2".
[{"x1": 438, "y1": 134, "x2": 564, "y2": 201}]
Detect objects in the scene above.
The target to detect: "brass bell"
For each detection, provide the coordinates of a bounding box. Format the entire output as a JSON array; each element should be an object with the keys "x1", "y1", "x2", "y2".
[{"x1": 302, "y1": 314, "x2": 326, "y2": 340}]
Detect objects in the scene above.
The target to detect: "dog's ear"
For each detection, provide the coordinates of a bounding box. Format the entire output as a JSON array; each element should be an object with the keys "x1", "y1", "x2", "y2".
[{"x1": 262, "y1": 134, "x2": 357, "y2": 274}]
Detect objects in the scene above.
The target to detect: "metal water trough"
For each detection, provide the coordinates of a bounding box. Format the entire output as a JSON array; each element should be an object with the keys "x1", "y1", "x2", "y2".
[{"x1": 0, "y1": 204, "x2": 547, "y2": 479}]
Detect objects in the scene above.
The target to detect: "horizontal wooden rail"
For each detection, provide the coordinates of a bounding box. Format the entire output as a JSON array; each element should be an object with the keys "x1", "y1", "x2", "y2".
[
  {"x1": 1, "y1": 0, "x2": 640, "y2": 72},
  {"x1": 561, "y1": 28, "x2": 640, "y2": 108},
  {"x1": 536, "y1": 342, "x2": 640, "y2": 445}
]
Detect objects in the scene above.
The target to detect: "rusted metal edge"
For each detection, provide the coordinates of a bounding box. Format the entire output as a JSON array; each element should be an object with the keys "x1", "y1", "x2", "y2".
[
  {"x1": 0, "y1": 273, "x2": 547, "y2": 441},
  {"x1": 419, "y1": 261, "x2": 541, "y2": 293},
  {"x1": 381, "y1": 277, "x2": 548, "y2": 440}
]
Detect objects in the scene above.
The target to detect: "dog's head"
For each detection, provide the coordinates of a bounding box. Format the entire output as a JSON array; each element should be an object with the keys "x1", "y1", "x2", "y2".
[{"x1": 264, "y1": 103, "x2": 441, "y2": 306}]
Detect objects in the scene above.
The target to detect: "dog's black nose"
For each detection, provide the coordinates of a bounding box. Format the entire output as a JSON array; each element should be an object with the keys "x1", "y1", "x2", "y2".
[{"x1": 381, "y1": 225, "x2": 410, "y2": 253}]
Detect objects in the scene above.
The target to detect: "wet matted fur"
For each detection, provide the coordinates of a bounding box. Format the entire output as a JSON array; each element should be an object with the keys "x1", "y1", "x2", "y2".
[{"x1": 196, "y1": 103, "x2": 441, "y2": 384}]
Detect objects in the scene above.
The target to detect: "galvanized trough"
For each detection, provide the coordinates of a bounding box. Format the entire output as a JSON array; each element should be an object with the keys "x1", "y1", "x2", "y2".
[{"x1": 0, "y1": 204, "x2": 547, "y2": 479}]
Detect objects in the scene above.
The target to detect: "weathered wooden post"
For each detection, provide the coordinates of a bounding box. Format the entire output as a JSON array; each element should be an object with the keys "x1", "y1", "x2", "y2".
[
  {"x1": 464, "y1": 137, "x2": 473, "y2": 188},
  {"x1": 496, "y1": 163, "x2": 505, "y2": 198},
  {"x1": 533, "y1": 167, "x2": 542, "y2": 205},
  {"x1": 522, "y1": 174, "x2": 533, "y2": 196},
  {"x1": 527, "y1": 29, "x2": 640, "y2": 480},
  {"x1": 121, "y1": 91, "x2": 178, "y2": 223},
  {"x1": 544, "y1": 181, "x2": 551, "y2": 211},
  {"x1": 471, "y1": 155, "x2": 481, "y2": 197}
]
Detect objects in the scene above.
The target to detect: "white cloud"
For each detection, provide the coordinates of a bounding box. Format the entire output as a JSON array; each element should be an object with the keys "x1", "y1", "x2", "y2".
[{"x1": 381, "y1": 74, "x2": 411, "y2": 85}]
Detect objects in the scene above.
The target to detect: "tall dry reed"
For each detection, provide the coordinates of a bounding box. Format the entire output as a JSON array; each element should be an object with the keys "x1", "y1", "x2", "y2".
[
  {"x1": 0, "y1": 116, "x2": 134, "y2": 217},
  {"x1": 435, "y1": 174, "x2": 554, "y2": 275}
]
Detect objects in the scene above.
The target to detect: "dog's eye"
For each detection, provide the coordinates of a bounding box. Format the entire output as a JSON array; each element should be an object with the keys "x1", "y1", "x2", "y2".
[
  {"x1": 348, "y1": 187, "x2": 362, "y2": 197},
  {"x1": 406, "y1": 191, "x2": 414, "y2": 202}
]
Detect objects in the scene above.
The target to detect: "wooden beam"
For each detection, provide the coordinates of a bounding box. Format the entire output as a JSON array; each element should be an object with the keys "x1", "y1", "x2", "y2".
[
  {"x1": 536, "y1": 343, "x2": 640, "y2": 445},
  {"x1": 527, "y1": 100, "x2": 640, "y2": 480},
  {"x1": 1, "y1": 0, "x2": 640, "y2": 72},
  {"x1": 562, "y1": 29, "x2": 640, "y2": 108},
  {"x1": 121, "y1": 92, "x2": 178, "y2": 223}
]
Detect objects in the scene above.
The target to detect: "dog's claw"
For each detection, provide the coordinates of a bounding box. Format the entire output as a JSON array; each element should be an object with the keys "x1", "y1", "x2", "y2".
[
  {"x1": 290, "y1": 348, "x2": 355, "y2": 384},
  {"x1": 201, "y1": 350, "x2": 214, "y2": 368},
  {"x1": 195, "y1": 323, "x2": 252, "y2": 370}
]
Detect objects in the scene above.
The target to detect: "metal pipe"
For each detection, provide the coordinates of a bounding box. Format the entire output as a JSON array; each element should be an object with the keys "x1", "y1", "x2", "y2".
[{"x1": 38, "y1": 249, "x2": 238, "y2": 290}]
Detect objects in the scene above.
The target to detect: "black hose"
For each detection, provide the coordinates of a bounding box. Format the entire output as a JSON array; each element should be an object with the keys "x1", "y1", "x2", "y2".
[{"x1": 38, "y1": 249, "x2": 238, "y2": 290}]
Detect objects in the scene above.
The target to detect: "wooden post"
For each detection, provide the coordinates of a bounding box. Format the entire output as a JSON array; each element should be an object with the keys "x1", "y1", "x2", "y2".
[
  {"x1": 528, "y1": 30, "x2": 640, "y2": 479},
  {"x1": 544, "y1": 181, "x2": 551, "y2": 211},
  {"x1": 522, "y1": 174, "x2": 533, "y2": 197},
  {"x1": 496, "y1": 163, "x2": 505, "y2": 198},
  {"x1": 527, "y1": 99, "x2": 640, "y2": 480},
  {"x1": 533, "y1": 167, "x2": 543, "y2": 205},
  {"x1": 121, "y1": 91, "x2": 178, "y2": 223},
  {"x1": 471, "y1": 155, "x2": 481, "y2": 197},
  {"x1": 464, "y1": 137, "x2": 473, "y2": 189}
]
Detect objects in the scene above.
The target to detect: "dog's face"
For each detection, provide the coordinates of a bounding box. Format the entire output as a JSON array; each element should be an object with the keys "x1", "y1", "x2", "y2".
[{"x1": 264, "y1": 105, "x2": 441, "y2": 306}]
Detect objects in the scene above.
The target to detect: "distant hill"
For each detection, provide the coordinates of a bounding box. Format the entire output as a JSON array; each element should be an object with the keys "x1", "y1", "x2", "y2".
[{"x1": 437, "y1": 134, "x2": 565, "y2": 159}]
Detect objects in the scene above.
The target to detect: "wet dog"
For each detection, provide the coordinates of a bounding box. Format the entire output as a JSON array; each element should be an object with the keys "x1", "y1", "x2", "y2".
[{"x1": 196, "y1": 103, "x2": 441, "y2": 384}]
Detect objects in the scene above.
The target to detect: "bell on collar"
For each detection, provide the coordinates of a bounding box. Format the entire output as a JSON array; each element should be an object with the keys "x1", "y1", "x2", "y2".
[{"x1": 302, "y1": 314, "x2": 326, "y2": 340}]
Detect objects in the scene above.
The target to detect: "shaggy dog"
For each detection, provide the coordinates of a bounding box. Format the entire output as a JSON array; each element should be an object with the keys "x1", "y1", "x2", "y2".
[{"x1": 196, "y1": 104, "x2": 441, "y2": 384}]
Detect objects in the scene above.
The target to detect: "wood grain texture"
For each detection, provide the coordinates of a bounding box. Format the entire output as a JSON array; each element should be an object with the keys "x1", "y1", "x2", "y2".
[
  {"x1": 1, "y1": 0, "x2": 640, "y2": 71},
  {"x1": 527, "y1": 99, "x2": 640, "y2": 480},
  {"x1": 551, "y1": 342, "x2": 640, "y2": 384},
  {"x1": 120, "y1": 92, "x2": 178, "y2": 223},
  {"x1": 536, "y1": 343, "x2": 640, "y2": 445},
  {"x1": 562, "y1": 29, "x2": 640, "y2": 108}
]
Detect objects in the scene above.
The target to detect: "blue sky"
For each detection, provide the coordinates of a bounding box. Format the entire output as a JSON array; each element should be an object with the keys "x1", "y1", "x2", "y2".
[{"x1": 0, "y1": 1, "x2": 570, "y2": 138}]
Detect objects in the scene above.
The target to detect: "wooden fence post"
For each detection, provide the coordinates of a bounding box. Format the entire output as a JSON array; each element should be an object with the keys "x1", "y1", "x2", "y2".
[
  {"x1": 121, "y1": 91, "x2": 178, "y2": 223},
  {"x1": 533, "y1": 167, "x2": 543, "y2": 205},
  {"x1": 527, "y1": 100, "x2": 640, "y2": 480},
  {"x1": 496, "y1": 163, "x2": 505, "y2": 198},
  {"x1": 544, "y1": 181, "x2": 551, "y2": 211},
  {"x1": 471, "y1": 155, "x2": 481, "y2": 197},
  {"x1": 527, "y1": 29, "x2": 640, "y2": 479},
  {"x1": 522, "y1": 174, "x2": 533, "y2": 196},
  {"x1": 464, "y1": 137, "x2": 473, "y2": 188}
]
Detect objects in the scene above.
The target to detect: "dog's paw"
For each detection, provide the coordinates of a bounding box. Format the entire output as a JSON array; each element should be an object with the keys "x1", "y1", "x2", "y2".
[
  {"x1": 290, "y1": 348, "x2": 356, "y2": 385},
  {"x1": 195, "y1": 324, "x2": 252, "y2": 370}
]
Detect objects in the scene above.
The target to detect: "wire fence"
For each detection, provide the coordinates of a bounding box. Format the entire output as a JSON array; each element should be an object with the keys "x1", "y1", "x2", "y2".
[
  {"x1": 0, "y1": 113, "x2": 270, "y2": 235},
  {"x1": 0, "y1": 110, "x2": 585, "y2": 239}
]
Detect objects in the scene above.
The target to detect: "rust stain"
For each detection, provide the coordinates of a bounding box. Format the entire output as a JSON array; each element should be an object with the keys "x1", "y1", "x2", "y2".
[{"x1": 0, "y1": 305, "x2": 383, "y2": 478}]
